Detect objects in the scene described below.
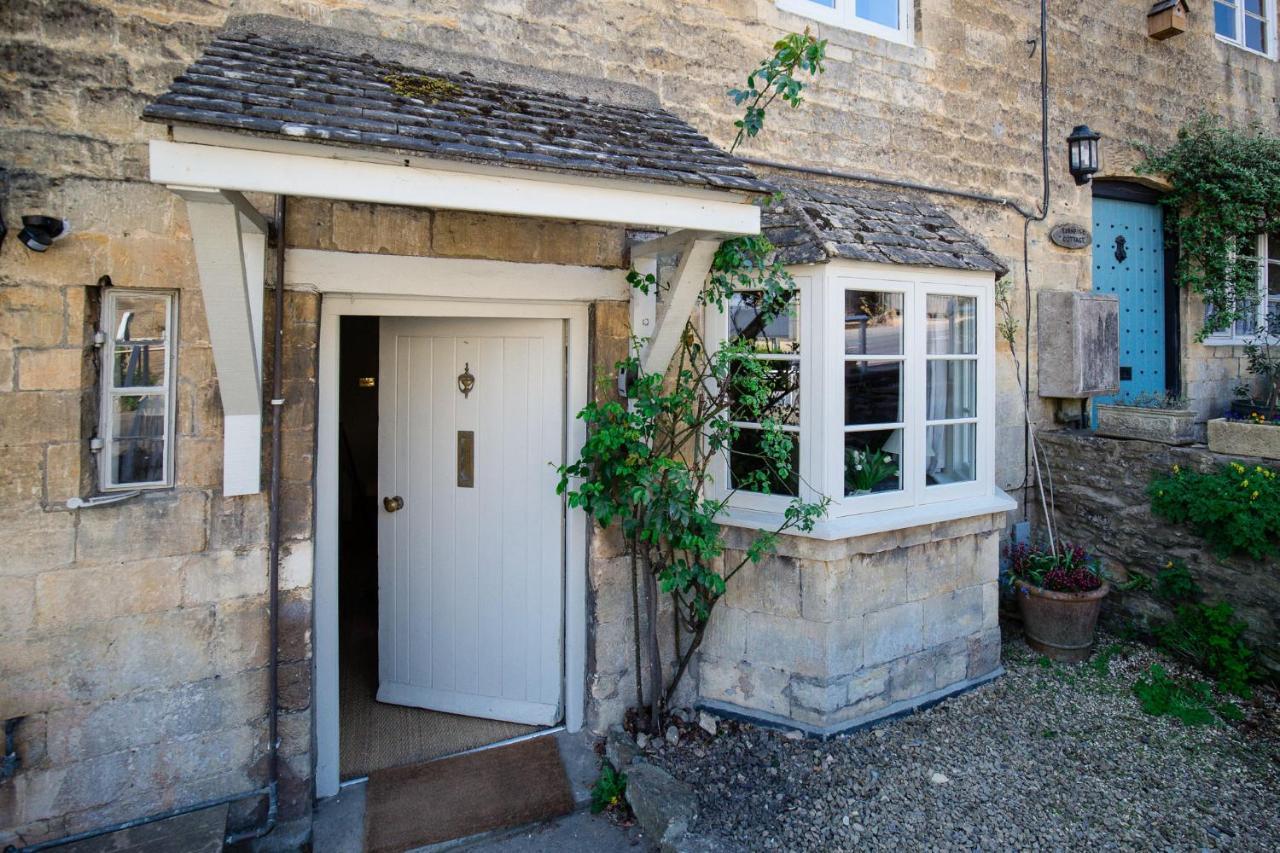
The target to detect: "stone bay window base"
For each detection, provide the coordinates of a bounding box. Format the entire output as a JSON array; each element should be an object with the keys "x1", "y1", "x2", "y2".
[{"x1": 698, "y1": 513, "x2": 1004, "y2": 734}]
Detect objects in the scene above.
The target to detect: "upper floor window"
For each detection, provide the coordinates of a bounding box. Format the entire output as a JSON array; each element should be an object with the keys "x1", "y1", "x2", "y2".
[
  {"x1": 1215, "y1": 0, "x2": 1277, "y2": 58},
  {"x1": 776, "y1": 0, "x2": 913, "y2": 45},
  {"x1": 1206, "y1": 232, "x2": 1280, "y2": 344},
  {"x1": 710, "y1": 264, "x2": 997, "y2": 533},
  {"x1": 100, "y1": 289, "x2": 178, "y2": 490}
]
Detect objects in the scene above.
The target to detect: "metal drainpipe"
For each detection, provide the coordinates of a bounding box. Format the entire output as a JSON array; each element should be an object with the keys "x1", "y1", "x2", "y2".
[{"x1": 7, "y1": 200, "x2": 289, "y2": 853}]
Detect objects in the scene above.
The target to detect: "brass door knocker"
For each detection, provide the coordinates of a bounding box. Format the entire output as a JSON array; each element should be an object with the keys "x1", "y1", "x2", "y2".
[{"x1": 458, "y1": 363, "x2": 475, "y2": 398}]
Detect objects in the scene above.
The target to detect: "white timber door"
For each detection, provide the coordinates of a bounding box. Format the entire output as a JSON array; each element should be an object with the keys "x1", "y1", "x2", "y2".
[{"x1": 376, "y1": 316, "x2": 566, "y2": 725}]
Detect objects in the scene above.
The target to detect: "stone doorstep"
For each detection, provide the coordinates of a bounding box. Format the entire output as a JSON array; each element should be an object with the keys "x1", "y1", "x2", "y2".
[{"x1": 697, "y1": 666, "x2": 1005, "y2": 740}]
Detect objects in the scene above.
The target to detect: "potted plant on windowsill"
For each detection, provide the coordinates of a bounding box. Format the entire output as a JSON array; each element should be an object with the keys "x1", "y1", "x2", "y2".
[
  {"x1": 844, "y1": 448, "x2": 898, "y2": 496},
  {"x1": 1209, "y1": 328, "x2": 1280, "y2": 460},
  {"x1": 1006, "y1": 541, "x2": 1109, "y2": 662},
  {"x1": 1095, "y1": 391, "x2": 1199, "y2": 445}
]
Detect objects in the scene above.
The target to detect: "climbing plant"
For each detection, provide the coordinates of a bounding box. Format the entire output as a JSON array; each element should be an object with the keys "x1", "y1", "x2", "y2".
[
  {"x1": 557, "y1": 32, "x2": 828, "y2": 730},
  {"x1": 1139, "y1": 114, "x2": 1280, "y2": 339}
]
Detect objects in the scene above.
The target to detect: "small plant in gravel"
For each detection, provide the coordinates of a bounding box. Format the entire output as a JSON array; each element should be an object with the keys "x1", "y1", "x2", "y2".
[
  {"x1": 590, "y1": 763, "x2": 629, "y2": 815},
  {"x1": 1150, "y1": 560, "x2": 1256, "y2": 698},
  {"x1": 1149, "y1": 461, "x2": 1280, "y2": 559},
  {"x1": 1132, "y1": 664, "x2": 1244, "y2": 726}
]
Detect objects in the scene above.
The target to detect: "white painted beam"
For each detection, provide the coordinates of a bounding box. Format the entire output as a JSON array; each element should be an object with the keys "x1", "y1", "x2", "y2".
[
  {"x1": 175, "y1": 187, "x2": 265, "y2": 496},
  {"x1": 150, "y1": 140, "x2": 761, "y2": 235},
  {"x1": 630, "y1": 229, "x2": 723, "y2": 258},
  {"x1": 640, "y1": 238, "x2": 721, "y2": 376}
]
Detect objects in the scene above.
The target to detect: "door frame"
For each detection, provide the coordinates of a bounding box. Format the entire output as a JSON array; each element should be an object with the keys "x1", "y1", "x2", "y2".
[
  {"x1": 1092, "y1": 180, "x2": 1181, "y2": 395},
  {"x1": 312, "y1": 281, "x2": 592, "y2": 799}
]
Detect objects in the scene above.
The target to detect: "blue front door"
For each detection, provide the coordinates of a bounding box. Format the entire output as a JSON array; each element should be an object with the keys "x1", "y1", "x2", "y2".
[{"x1": 1091, "y1": 196, "x2": 1166, "y2": 417}]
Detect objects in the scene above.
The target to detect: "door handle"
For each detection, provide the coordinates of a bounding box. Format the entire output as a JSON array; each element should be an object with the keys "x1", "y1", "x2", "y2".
[{"x1": 383, "y1": 495, "x2": 404, "y2": 513}]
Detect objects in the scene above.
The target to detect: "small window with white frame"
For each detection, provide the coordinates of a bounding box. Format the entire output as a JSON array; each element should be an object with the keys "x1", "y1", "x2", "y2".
[
  {"x1": 99, "y1": 289, "x2": 178, "y2": 490},
  {"x1": 709, "y1": 264, "x2": 996, "y2": 533},
  {"x1": 776, "y1": 0, "x2": 913, "y2": 45},
  {"x1": 1205, "y1": 232, "x2": 1280, "y2": 344},
  {"x1": 1214, "y1": 0, "x2": 1278, "y2": 58}
]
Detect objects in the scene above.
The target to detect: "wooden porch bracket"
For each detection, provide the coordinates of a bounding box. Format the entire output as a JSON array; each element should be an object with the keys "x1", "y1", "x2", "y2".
[
  {"x1": 636, "y1": 233, "x2": 722, "y2": 377},
  {"x1": 170, "y1": 186, "x2": 267, "y2": 496}
]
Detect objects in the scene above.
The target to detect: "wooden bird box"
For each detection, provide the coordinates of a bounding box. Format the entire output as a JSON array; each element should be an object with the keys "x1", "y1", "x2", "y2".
[{"x1": 1148, "y1": 0, "x2": 1189, "y2": 40}]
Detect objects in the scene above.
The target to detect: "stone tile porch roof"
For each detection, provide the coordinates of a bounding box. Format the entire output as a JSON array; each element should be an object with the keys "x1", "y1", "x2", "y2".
[
  {"x1": 141, "y1": 25, "x2": 770, "y2": 194},
  {"x1": 762, "y1": 177, "x2": 1009, "y2": 276}
]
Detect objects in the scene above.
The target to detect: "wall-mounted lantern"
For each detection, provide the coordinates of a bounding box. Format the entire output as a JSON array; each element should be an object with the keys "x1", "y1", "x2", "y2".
[
  {"x1": 1067, "y1": 125, "x2": 1101, "y2": 186},
  {"x1": 1148, "y1": 1, "x2": 1189, "y2": 41}
]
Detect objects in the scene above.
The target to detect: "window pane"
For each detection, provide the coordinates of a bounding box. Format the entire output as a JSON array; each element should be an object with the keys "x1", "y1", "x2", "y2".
[
  {"x1": 845, "y1": 360, "x2": 902, "y2": 425},
  {"x1": 1244, "y1": 0, "x2": 1263, "y2": 15},
  {"x1": 113, "y1": 394, "x2": 167, "y2": 440},
  {"x1": 729, "y1": 291, "x2": 798, "y2": 353},
  {"x1": 730, "y1": 427, "x2": 799, "y2": 496},
  {"x1": 926, "y1": 423, "x2": 976, "y2": 486},
  {"x1": 926, "y1": 294, "x2": 977, "y2": 354},
  {"x1": 1269, "y1": 233, "x2": 1280, "y2": 263},
  {"x1": 112, "y1": 438, "x2": 165, "y2": 485},
  {"x1": 926, "y1": 359, "x2": 977, "y2": 420},
  {"x1": 844, "y1": 291, "x2": 903, "y2": 355},
  {"x1": 856, "y1": 0, "x2": 898, "y2": 28},
  {"x1": 113, "y1": 344, "x2": 166, "y2": 387},
  {"x1": 112, "y1": 293, "x2": 169, "y2": 342},
  {"x1": 730, "y1": 360, "x2": 800, "y2": 426},
  {"x1": 809, "y1": 0, "x2": 836, "y2": 6},
  {"x1": 1245, "y1": 15, "x2": 1266, "y2": 50},
  {"x1": 845, "y1": 429, "x2": 902, "y2": 496},
  {"x1": 1215, "y1": 2, "x2": 1238, "y2": 39}
]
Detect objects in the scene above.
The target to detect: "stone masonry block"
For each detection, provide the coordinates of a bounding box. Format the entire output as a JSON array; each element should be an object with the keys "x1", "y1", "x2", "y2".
[
  {"x1": 0, "y1": 575, "x2": 35, "y2": 639},
  {"x1": 0, "y1": 444, "x2": 45, "y2": 516},
  {"x1": 967, "y1": 627, "x2": 1003, "y2": 680},
  {"x1": 724, "y1": 552, "x2": 800, "y2": 618},
  {"x1": 744, "y1": 610, "x2": 832, "y2": 677},
  {"x1": 75, "y1": 491, "x2": 208, "y2": 563},
  {"x1": 906, "y1": 538, "x2": 959, "y2": 602},
  {"x1": 433, "y1": 211, "x2": 626, "y2": 268},
  {"x1": 701, "y1": 603, "x2": 748, "y2": 658},
  {"x1": 922, "y1": 585, "x2": 985, "y2": 648},
  {"x1": 181, "y1": 548, "x2": 269, "y2": 606},
  {"x1": 43, "y1": 441, "x2": 83, "y2": 505},
  {"x1": 698, "y1": 654, "x2": 791, "y2": 718},
  {"x1": 35, "y1": 557, "x2": 182, "y2": 629},
  {"x1": 862, "y1": 600, "x2": 923, "y2": 667},
  {"x1": 16, "y1": 348, "x2": 82, "y2": 390}
]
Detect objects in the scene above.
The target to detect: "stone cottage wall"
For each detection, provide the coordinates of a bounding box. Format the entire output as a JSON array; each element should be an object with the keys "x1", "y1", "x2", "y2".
[
  {"x1": 1038, "y1": 431, "x2": 1280, "y2": 678},
  {"x1": 698, "y1": 514, "x2": 1004, "y2": 731}
]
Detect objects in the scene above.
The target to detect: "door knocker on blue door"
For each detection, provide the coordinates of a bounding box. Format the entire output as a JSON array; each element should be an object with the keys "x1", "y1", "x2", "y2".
[
  {"x1": 1114, "y1": 235, "x2": 1127, "y2": 263},
  {"x1": 458, "y1": 363, "x2": 475, "y2": 398}
]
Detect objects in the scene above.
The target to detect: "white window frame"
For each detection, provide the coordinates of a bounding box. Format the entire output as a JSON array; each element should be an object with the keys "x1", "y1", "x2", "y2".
[
  {"x1": 1214, "y1": 0, "x2": 1279, "y2": 60},
  {"x1": 776, "y1": 0, "x2": 914, "y2": 46},
  {"x1": 1205, "y1": 233, "x2": 1279, "y2": 345},
  {"x1": 706, "y1": 261, "x2": 999, "y2": 538},
  {"x1": 99, "y1": 288, "x2": 178, "y2": 491}
]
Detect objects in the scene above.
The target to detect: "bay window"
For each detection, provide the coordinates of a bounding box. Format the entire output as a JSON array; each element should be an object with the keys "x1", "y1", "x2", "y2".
[
  {"x1": 711, "y1": 263, "x2": 998, "y2": 536},
  {"x1": 775, "y1": 0, "x2": 913, "y2": 45}
]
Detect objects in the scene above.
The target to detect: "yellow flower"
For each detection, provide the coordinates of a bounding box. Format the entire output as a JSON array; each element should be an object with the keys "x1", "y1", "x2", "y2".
[
  {"x1": 1251, "y1": 491, "x2": 1259, "y2": 501},
  {"x1": 1241, "y1": 480, "x2": 1249, "y2": 488},
  {"x1": 1172, "y1": 464, "x2": 1181, "y2": 474},
  {"x1": 1165, "y1": 560, "x2": 1173, "y2": 568}
]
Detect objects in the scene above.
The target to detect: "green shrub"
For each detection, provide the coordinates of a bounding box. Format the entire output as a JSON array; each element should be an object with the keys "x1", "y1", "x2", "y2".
[
  {"x1": 590, "y1": 763, "x2": 628, "y2": 814},
  {"x1": 1149, "y1": 461, "x2": 1280, "y2": 559},
  {"x1": 1148, "y1": 561, "x2": 1256, "y2": 697}
]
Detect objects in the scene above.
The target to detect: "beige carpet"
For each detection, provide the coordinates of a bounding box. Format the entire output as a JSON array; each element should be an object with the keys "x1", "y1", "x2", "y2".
[{"x1": 339, "y1": 630, "x2": 538, "y2": 779}]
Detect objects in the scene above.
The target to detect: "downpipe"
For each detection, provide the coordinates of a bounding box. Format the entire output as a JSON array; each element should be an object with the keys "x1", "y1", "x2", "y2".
[{"x1": 6, "y1": 197, "x2": 289, "y2": 853}]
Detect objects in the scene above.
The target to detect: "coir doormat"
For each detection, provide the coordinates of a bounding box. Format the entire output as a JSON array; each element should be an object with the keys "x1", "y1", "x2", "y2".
[{"x1": 364, "y1": 735, "x2": 575, "y2": 852}]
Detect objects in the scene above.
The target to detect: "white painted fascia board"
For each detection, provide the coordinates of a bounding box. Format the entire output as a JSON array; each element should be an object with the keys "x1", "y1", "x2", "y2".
[
  {"x1": 150, "y1": 139, "x2": 762, "y2": 235},
  {"x1": 640, "y1": 238, "x2": 721, "y2": 376},
  {"x1": 284, "y1": 249, "x2": 630, "y2": 301}
]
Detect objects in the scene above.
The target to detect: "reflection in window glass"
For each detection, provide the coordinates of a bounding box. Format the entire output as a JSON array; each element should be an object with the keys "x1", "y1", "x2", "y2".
[
  {"x1": 112, "y1": 438, "x2": 165, "y2": 485},
  {"x1": 845, "y1": 429, "x2": 902, "y2": 496},
  {"x1": 845, "y1": 290, "x2": 903, "y2": 355},
  {"x1": 729, "y1": 291, "x2": 798, "y2": 353},
  {"x1": 113, "y1": 293, "x2": 170, "y2": 342},
  {"x1": 926, "y1": 423, "x2": 976, "y2": 485},
  {"x1": 111, "y1": 396, "x2": 166, "y2": 484},
  {"x1": 731, "y1": 361, "x2": 801, "y2": 426},
  {"x1": 926, "y1": 360, "x2": 977, "y2": 420},
  {"x1": 845, "y1": 361, "x2": 902, "y2": 425},
  {"x1": 926, "y1": 294, "x2": 977, "y2": 354},
  {"x1": 1216, "y1": 1, "x2": 1238, "y2": 39},
  {"x1": 113, "y1": 344, "x2": 166, "y2": 388},
  {"x1": 730, "y1": 427, "x2": 799, "y2": 496},
  {"x1": 857, "y1": 0, "x2": 898, "y2": 27},
  {"x1": 103, "y1": 290, "x2": 175, "y2": 489}
]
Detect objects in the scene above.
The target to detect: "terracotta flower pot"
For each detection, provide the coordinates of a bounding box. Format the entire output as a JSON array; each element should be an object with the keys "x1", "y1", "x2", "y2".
[{"x1": 1013, "y1": 580, "x2": 1109, "y2": 663}]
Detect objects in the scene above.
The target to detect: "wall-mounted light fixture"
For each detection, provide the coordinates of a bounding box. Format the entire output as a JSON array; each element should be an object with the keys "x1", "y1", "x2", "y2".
[
  {"x1": 1067, "y1": 125, "x2": 1101, "y2": 186},
  {"x1": 18, "y1": 215, "x2": 71, "y2": 252}
]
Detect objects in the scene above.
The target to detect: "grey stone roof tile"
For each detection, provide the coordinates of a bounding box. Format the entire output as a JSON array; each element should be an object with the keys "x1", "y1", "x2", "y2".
[
  {"x1": 762, "y1": 177, "x2": 1008, "y2": 276},
  {"x1": 143, "y1": 31, "x2": 768, "y2": 194}
]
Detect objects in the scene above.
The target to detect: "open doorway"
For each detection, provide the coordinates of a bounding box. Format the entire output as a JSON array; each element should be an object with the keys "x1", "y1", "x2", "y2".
[{"x1": 336, "y1": 316, "x2": 540, "y2": 781}]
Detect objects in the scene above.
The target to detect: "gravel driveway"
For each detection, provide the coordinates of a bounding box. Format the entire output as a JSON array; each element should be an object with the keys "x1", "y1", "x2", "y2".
[{"x1": 641, "y1": 633, "x2": 1280, "y2": 851}]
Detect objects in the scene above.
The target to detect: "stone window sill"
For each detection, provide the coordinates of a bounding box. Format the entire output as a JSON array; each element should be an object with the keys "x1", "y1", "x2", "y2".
[{"x1": 716, "y1": 489, "x2": 1016, "y2": 542}]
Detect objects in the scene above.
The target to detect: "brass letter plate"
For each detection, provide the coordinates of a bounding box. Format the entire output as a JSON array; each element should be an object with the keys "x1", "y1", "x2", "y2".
[{"x1": 457, "y1": 430, "x2": 475, "y2": 488}]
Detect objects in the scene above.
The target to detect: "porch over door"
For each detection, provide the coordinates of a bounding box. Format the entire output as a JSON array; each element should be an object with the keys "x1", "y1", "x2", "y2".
[{"x1": 377, "y1": 317, "x2": 565, "y2": 726}]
